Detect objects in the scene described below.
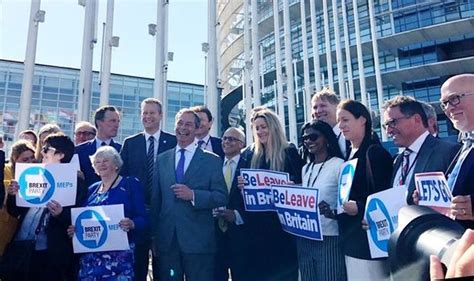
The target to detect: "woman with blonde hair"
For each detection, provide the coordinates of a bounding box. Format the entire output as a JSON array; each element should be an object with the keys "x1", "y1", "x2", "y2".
[
  {"x1": 0, "y1": 140, "x2": 36, "y2": 257},
  {"x1": 240, "y1": 108, "x2": 304, "y2": 281}
]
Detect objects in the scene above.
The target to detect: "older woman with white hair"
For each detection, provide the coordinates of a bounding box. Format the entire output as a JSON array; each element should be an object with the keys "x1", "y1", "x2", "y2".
[{"x1": 68, "y1": 146, "x2": 148, "y2": 280}]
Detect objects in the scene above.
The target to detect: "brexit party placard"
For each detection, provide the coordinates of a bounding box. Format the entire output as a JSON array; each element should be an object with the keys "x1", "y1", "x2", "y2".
[
  {"x1": 364, "y1": 186, "x2": 406, "y2": 258},
  {"x1": 71, "y1": 204, "x2": 130, "y2": 254},
  {"x1": 241, "y1": 169, "x2": 290, "y2": 211},
  {"x1": 272, "y1": 184, "x2": 322, "y2": 241},
  {"x1": 415, "y1": 172, "x2": 453, "y2": 208},
  {"x1": 337, "y1": 159, "x2": 358, "y2": 214},
  {"x1": 15, "y1": 163, "x2": 77, "y2": 207}
]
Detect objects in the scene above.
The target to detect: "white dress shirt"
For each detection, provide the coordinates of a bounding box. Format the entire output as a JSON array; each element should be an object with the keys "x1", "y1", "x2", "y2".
[
  {"x1": 393, "y1": 131, "x2": 429, "y2": 187},
  {"x1": 333, "y1": 125, "x2": 347, "y2": 158},
  {"x1": 195, "y1": 134, "x2": 213, "y2": 153}
]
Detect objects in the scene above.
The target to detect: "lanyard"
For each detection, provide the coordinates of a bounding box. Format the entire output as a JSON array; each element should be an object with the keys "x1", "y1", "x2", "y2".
[{"x1": 306, "y1": 156, "x2": 329, "y2": 187}]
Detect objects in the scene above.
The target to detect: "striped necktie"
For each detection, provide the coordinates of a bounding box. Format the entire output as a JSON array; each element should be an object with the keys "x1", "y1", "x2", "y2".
[
  {"x1": 399, "y1": 148, "x2": 412, "y2": 186},
  {"x1": 146, "y1": 136, "x2": 155, "y2": 200}
]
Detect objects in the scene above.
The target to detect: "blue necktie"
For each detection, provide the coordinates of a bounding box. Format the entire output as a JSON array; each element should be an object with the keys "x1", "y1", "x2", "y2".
[
  {"x1": 176, "y1": 148, "x2": 186, "y2": 184},
  {"x1": 146, "y1": 136, "x2": 155, "y2": 201}
]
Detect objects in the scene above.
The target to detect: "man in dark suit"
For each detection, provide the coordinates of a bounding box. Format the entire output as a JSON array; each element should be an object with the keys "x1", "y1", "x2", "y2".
[
  {"x1": 76, "y1": 105, "x2": 121, "y2": 187},
  {"x1": 440, "y1": 74, "x2": 474, "y2": 229},
  {"x1": 214, "y1": 127, "x2": 250, "y2": 281},
  {"x1": 121, "y1": 98, "x2": 177, "y2": 280},
  {"x1": 151, "y1": 108, "x2": 228, "y2": 281},
  {"x1": 191, "y1": 105, "x2": 224, "y2": 158},
  {"x1": 382, "y1": 96, "x2": 460, "y2": 204},
  {"x1": 0, "y1": 136, "x2": 4, "y2": 208}
]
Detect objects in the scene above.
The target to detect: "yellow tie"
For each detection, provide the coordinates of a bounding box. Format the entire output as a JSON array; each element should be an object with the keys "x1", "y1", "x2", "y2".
[{"x1": 224, "y1": 159, "x2": 233, "y2": 191}]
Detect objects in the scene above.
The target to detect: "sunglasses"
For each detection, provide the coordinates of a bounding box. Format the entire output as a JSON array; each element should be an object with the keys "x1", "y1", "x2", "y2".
[
  {"x1": 302, "y1": 133, "x2": 321, "y2": 142},
  {"x1": 222, "y1": 136, "x2": 243, "y2": 143},
  {"x1": 41, "y1": 146, "x2": 57, "y2": 154}
]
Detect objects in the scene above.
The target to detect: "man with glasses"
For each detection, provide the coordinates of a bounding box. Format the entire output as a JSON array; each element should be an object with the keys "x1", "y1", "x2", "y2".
[
  {"x1": 214, "y1": 127, "x2": 250, "y2": 281},
  {"x1": 382, "y1": 96, "x2": 459, "y2": 205},
  {"x1": 440, "y1": 74, "x2": 474, "y2": 227},
  {"x1": 74, "y1": 121, "x2": 96, "y2": 145}
]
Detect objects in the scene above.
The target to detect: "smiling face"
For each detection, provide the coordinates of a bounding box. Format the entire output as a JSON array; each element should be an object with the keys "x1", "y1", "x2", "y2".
[
  {"x1": 175, "y1": 112, "x2": 197, "y2": 147},
  {"x1": 383, "y1": 106, "x2": 420, "y2": 147},
  {"x1": 312, "y1": 97, "x2": 338, "y2": 127},
  {"x1": 41, "y1": 145, "x2": 63, "y2": 164},
  {"x1": 93, "y1": 156, "x2": 118, "y2": 178},
  {"x1": 253, "y1": 117, "x2": 270, "y2": 145},
  {"x1": 337, "y1": 108, "x2": 366, "y2": 142},
  {"x1": 303, "y1": 127, "x2": 327, "y2": 156},
  {"x1": 222, "y1": 129, "x2": 244, "y2": 159},
  {"x1": 441, "y1": 75, "x2": 474, "y2": 132},
  {"x1": 141, "y1": 103, "x2": 162, "y2": 134}
]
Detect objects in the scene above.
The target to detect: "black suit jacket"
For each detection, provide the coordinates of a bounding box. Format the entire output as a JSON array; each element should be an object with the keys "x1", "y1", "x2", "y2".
[
  {"x1": 210, "y1": 136, "x2": 224, "y2": 159},
  {"x1": 0, "y1": 150, "x2": 5, "y2": 208},
  {"x1": 120, "y1": 130, "x2": 177, "y2": 205},
  {"x1": 450, "y1": 148, "x2": 474, "y2": 229},
  {"x1": 391, "y1": 134, "x2": 460, "y2": 205},
  {"x1": 75, "y1": 139, "x2": 122, "y2": 188}
]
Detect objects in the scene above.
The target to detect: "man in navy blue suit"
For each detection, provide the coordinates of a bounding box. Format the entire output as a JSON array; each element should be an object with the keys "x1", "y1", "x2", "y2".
[
  {"x1": 76, "y1": 105, "x2": 122, "y2": 188},
  {"x1": 441, "y1": 74, "x2": 474, "y2": 229},
  {"x1": 191, "y1": 105, "x2": 224, "y2": 158},
  {"x1": 121, "y1": 98, "x2": 177, "y2": 280}
]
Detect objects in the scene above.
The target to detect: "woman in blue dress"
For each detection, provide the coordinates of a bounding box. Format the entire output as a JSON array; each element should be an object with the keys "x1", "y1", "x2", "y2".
[{"x1": 68, "y1": 146, "x2": 148, "y2": 280}]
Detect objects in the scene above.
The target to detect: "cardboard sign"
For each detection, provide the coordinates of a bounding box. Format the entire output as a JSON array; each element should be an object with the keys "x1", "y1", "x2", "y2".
[
  {"x1": 241, "y1": 169, "x2": 290, "y2": 211},
  {"x1": 272, "y1": 184, "x2": 322, "y2": 240},
  {"x1": 16, "y1": 163, "x2": 77, "y2": 207},
  {"x1": 71, "y1": 204, "x2": 130, "y2": 253},
  {"x1": 365, "y1": 186, "x2": 406, "y2": 258},
  {"x1": 415, "y1": 172, "x2": 452, "y2": 208},
  {"x1": 337, "y1": 159, "x2": 358, "y2": 214}
]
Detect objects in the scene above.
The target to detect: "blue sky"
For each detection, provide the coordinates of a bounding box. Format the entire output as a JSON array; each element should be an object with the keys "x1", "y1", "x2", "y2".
[{"x1": 0, "y1": 0, "x2": 207, "y2": 85}]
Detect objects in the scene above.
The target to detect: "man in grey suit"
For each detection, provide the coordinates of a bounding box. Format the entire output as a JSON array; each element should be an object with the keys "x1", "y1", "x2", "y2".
[
  {"x1": 382, "y1": 96, "x2": 460, "y2": 204},
  {"x1": 121, "y1": 98, "x2": 177, "y2": 281},
  {"x1": 152, "y1": 108, "x2": 228, "y2": 281}
]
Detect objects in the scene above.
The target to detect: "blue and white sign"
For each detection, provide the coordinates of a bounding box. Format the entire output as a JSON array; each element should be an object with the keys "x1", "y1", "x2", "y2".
[
  {"x1": 364, "y1": 186, "x2": 406, "y2": 258},
  {"x1": 71, "y1": 204, "x2": 130, "y2": 253},
  {"x1": 415, "y1": 172, "x2": 452, "y2": 208},
  {"x1": 337, "y1": 159, "x2": 358, "y2": 214},
  {"x1": 241, "y1": 169, "x2": 290, "y2": 212},
  {"x1": 15, "y1": 163, "x2": 77, "y2": 207},
  {"x1": 272, "y1": 184, "x2": 322, "y2": 240}
]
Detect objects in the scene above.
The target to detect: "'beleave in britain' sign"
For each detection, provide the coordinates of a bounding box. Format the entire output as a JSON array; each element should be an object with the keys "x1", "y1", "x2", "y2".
[
  {"x1": 15, "y1": 163, "x2": 77, "y2": 207},
  {"x1": 71, "y1": 204, "x2": 130, "y2": 253},
  {"x1": 241, "y1": 168, "x2": 290, "y2": 211},
  {"x1": 272, "y1": 184, "x2": 322, "y2": 240},
  {"x1": 337, "y1": 159, "x2": 358, "y2": 214},
  {"x1": 415, "y1": 172, "x2": 453, "y2": 208},
  {"x1": 364, "y1": 186, "x2": 406, "y2": 258}
]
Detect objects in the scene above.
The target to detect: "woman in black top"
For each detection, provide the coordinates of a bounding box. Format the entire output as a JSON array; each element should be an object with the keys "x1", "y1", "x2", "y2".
[{"x1": 336, "y1": 100, "x2": 393, "y2": 281}]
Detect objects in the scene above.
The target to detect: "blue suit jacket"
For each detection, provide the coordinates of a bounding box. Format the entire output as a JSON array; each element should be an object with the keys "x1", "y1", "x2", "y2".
[
  {"x1": 75, "y1": 139, "x2": 122, "y2": 188},
  {"x1": 449, "y1": 148, "x2": 474, "y2": 229},
  {"x1": 391, "y1": 134, "x2": 460, "y2": 205},
  {"x1": 151, "y1": 148, "x2": 228, "y2": 254},
  {"x1": 120, "y1": 130, "x2": 177, "y2": 205},
  {"x1": 210, "y1": 136, "x2": 224, "y2": 159}
]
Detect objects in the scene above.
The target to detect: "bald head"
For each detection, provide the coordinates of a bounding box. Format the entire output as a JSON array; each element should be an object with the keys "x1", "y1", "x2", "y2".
[{"x1": 440, "y1": 74, "x2": 474, "y2": 132}]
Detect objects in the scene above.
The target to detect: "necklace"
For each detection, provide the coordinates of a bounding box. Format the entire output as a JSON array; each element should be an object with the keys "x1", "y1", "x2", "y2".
[
  {"x1": 99, "y1": 174, "x2": 120, "y2": 194},
  {"x1": 306, "y1": 155, "x2": 330, "y2": 187}
]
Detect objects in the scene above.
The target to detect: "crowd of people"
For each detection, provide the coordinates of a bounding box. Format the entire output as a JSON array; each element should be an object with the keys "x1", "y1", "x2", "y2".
[{"x1": 0, "y1": 73, "x2": 473, "y2": 281}]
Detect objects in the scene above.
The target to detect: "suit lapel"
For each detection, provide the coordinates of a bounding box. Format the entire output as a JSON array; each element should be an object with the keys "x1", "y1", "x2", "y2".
[
  {"x1": 139, "y1": 133, "x2": 147, "y2": 160},
  {"x1": 407, "y1": 135, "x2": 435, "y2": 189},
  {"x1": 184, "y1": 148, "x2": 204, "y2": 183},
  {"x1": 391, "y1": 153, "x2": 403, "y2": 186}
]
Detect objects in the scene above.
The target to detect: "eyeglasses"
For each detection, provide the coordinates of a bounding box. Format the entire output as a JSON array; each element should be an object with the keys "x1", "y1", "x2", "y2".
[
  {"x1": 440, "y1": 93, "x2": 474, "y2": 111},
  {"x1": 382, "y1": 116, "x2": 412, "y2": 130},
  {"x1": 75, "y1": 131, "x2": 95, "y2": 137},
  {"x1": 41, "y1": 146, "x2": 57, "y2": 154},
  {"x1": 222, "y1": 136, "x2": 243, "y2": 143},
  {"x1": 302, "y1": 133, "x2": 321, "y2": 142}
]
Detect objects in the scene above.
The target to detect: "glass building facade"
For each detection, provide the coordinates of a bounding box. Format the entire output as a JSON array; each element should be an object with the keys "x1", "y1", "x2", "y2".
[
  {"x1": 218, "y1": 0, "x2": 474, "y2": 140},
  {"x1": 0, "y1": 59, "x2": 204, "y2": 148}
]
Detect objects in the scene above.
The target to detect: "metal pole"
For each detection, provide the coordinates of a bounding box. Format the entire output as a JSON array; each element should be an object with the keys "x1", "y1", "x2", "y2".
[
  {"x1": 309, "y1": 0, "x2": 321, "y2": 92},
  {"x1": 332, "y1": 0, "x2": 346, "y2": 99},
  {"x1": 341, "y1": 0, "x2": 354, "y2": 99},
  {"x1": 78, "y1": 0, "x2": 97, "y2": 122},
  {"x1": 259, "y1": 43, "x2": 265, "y2": 100},
  {"x1": 243, "y1": 0, "x2": 253, "y2": 144},
  {"x1": 99, "y1": 0, "x2": 114, "y2": 106},
  {"x1": 273, "y1": 0, "x2": 285, "y2": 125},
  {"x1": 352, "y1": 0, "x2": 367, "y2": 105},
  {"x1": 251, "y1": 0, "x2": 261, "y2": 106},
  {"x1": 17, "y1": 0, "x2": 43, "y2": 136},
  {"x1": 300, "y1": 0, "x2": 312, "y2": 122},
  {"x1": 283, "y1": 0, "x2": 297, "y2": 143},
  {"x1": 368, "y1": 0, "x2": 387, "y2": 141},
  {"x1": 162, "y1": 1, "x2": 169, "y2": 129},
  {"x1": 322, "y1": 0, "x2": 334, "y2": 90},
  {"x1": 207, "y1": 0, "x2": 218, "y2": 136}
]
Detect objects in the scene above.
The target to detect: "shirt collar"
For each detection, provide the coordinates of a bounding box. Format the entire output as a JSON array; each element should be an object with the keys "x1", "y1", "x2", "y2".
[
  {"x1": 196, "y1": 134, "x2": 211, "y2": 144},
  {"x1": 95, "y1": 137, "x2": 111, "y2": 145},
  {"x1": 332, "y1": 125, "x2": 341, "y2": 137},
  {"x1": 407, "y1": 131, "x2": 429, "y2": 154},
  {"x1": 176, "y1": 142, "x2": 197, "y2": 154},
  {"x1": 144, "y1": 130, "x2": 161, "y2": 142},
  {"x1": 225, "y1": 154, "x2": 240, "y2": 165}
]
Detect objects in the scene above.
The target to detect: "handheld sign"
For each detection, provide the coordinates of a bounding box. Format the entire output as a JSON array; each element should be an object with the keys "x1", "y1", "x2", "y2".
[
  {"x1": 365, "y1": 186, "x2": 406, "y2": 258},
  {"x1": 241, "y1": 169, "x2": 290, "y2": 211},
  {"x1": 337, "y1": 159, "x2": 358, "y2": 214},
  {"x1": 15, "y1": 163, "x2": 77, "y2": 207},
  {"x1": 272, "y1": 184, "x2": 322, "y2": 240},
  {"x1": 71, "y1": 204, "x2": 130, "y2": 253},
  {"x1": 415, "y1": 172, "x2": 452, "y2": 208}
]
